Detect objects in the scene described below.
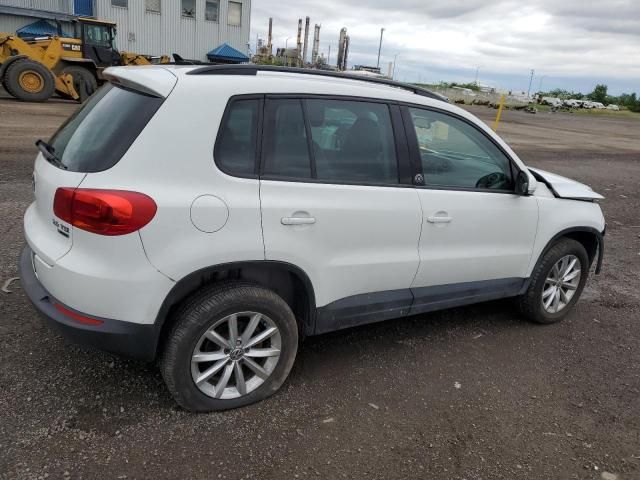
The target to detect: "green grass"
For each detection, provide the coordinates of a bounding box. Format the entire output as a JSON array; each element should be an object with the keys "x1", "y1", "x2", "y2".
[
  {"x1": 572, "y1": 108, "x2": 640, "y2": 119},
  {"x1": 528, "y1": 103, "x2": 640, "y2": 119}
]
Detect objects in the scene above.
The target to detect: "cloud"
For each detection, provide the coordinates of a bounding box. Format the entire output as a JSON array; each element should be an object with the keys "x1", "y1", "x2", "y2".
[{"x1": 250, "y1": 0, "x2": 640, "y2": 94}]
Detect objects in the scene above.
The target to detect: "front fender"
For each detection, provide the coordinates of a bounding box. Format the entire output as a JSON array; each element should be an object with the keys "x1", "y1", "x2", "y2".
[{"x1": 0, "y1": 54, "x2": 28, "y2": 79}]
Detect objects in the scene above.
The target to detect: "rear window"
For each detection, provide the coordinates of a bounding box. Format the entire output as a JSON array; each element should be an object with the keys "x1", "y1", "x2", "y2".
[{"x1": 49, "y1": 83, "x2": 163, "y2": 172}]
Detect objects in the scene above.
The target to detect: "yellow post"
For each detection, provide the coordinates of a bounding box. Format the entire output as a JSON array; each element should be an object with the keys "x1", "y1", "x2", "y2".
[{"x1": 493, "y1": 94, "x2": 506, "y2": 131}]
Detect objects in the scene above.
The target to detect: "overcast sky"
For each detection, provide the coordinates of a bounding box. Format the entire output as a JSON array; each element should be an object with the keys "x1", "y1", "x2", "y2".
[{"x1": 249, "y1": 0, "x2": 639, "y2": 95}]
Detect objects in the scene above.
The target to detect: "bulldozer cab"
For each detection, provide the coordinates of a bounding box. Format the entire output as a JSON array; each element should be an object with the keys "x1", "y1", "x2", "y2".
[{"x1": 76, "y1": 18, "x2": 121, "y2": 68}]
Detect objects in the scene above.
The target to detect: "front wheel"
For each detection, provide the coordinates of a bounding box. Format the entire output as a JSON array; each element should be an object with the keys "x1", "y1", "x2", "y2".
[
  {"x1": 518, "y1": 238, "x2": 590, "y2": 324},
  {"x1": 161, "y1": 283, "x2": 298, "y2": 411},
  {"x1": 4, "y1": 59, "x2": 55, "y2": 102}
]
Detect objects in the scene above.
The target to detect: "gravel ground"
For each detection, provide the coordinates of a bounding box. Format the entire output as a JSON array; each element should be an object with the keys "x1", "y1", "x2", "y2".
[{"x1": 1, "y1": 93, "x2": 639, "y2": 480}]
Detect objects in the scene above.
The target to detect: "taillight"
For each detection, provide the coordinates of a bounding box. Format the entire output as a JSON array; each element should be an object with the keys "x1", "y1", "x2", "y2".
[{"x1": 53, "y1": 188, "x2": 157, "y2": 236}]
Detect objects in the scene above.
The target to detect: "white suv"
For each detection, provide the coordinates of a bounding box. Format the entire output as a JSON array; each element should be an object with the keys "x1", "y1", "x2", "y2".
[{"x1": 21, "y1": 65, "x2": 605, "y2": 411}]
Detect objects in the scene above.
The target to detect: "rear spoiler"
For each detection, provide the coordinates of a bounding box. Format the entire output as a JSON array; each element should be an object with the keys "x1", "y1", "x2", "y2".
[{"x1": 102, "y1": 66, "x2": 177, "y2": 98}]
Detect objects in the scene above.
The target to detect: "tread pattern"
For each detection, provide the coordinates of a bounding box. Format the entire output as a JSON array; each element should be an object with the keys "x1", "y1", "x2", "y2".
[
  {"x1": 518, "y1": 238, "x2": 589, "y2": 324},
  {"x1": 4, "y1": 59, "x2": 55, "y2": 102},
  {"x1": 160, "y1": 281, "x2": 298, "y2": 411},
  {"x1": 61, "y1": 65, "x2": 98, "y2": 101}
]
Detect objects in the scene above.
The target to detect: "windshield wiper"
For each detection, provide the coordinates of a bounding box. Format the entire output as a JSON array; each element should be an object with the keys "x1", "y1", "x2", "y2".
[{"x1": 35, "y1": 139, "x2": 67, "y2": 170}]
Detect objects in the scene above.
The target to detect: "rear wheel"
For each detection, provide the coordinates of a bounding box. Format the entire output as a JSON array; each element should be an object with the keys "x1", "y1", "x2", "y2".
[
  {"x1": 518, "y1": 238, "x2": 589, "y2": 324},
  {"x1": 161, "y1": 283, "x2": 299, "y2": 411},
  {"x1": 4, "y1": 59, "x2": 55, "y2": 102},
  {"x1": 61, "y1": 65, "x2": 98, "y2": 102}
]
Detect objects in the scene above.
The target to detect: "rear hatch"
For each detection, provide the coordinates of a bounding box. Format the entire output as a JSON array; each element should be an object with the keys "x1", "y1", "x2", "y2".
[{"x1": 26, "y1": 68, "x2": 174, "y2": 266}]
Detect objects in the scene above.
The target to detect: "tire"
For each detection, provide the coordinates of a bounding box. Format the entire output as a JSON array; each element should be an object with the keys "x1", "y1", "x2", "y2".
[
  {"x1": 4, "y1": 59, "x2": 55, "y2": 102},
  {"x1": 61, "y1": 65, "x2": 98, "y2": 102},
  {"x1": 517, "y1": 238, "x2": 589, "y2": 324},
  {"x1": 160, "y1": 283, "x2": 299, "y2": 412}
]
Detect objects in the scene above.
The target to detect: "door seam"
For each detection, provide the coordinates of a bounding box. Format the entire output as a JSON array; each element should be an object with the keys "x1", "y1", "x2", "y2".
[{"x1": 409, "y1": 188, "x2": 424, "y2": 293}]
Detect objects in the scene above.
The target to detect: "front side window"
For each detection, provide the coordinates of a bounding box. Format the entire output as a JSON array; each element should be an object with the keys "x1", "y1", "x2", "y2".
[
  {"x1": 215, "y1": 99, "x2": 259, "y2": 175},
  {"x1": 408, "y1": 107, "x2": 513, "y2": 190},
  {"x1": 307, "y1": 99, "x2": 398, "y2": 184},
  {"x1": 84, "y1": 24, "x2": 112, "y2": 48},
  {"x1": 182, "y1": 0, "x2": 195, "y2": 17},
  {"x1": 205, "y1": 0, "x2": 219, "y2": 21},
  {"x1": 228, "y1": 1, "x2": 242, "y2": 26}
]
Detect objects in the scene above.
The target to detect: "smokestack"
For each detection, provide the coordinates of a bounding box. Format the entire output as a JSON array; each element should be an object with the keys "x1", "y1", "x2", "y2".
[
  {"x1": 343, "y1": 35, "x2": 350, "y2": 70},
  {"x1": 302, "y1": 16, "x2": 310, "y2": 65},
  {"x1": 312, "y1": 24, "x2": 320, "y2": 64},
  {"x1": 337, "y1": 27, "x2": 347, "y2": 70},
  {"x1": 296, "y1": 19, "x2": 303, "y2": 62},
  {"x1": 267, "y1": 17, "x2": 273, "y2": 55}
]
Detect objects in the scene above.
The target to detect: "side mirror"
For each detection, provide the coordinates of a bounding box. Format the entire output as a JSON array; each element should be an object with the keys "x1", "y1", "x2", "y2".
[{"x1": 515, "y1": 170, "x2": 529, "y2": 195}]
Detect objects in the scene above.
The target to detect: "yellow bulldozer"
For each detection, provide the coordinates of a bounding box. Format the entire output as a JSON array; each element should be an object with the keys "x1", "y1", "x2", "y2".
[{"x1": 0, "y1": 17, "x2": 169, "y2": 102}]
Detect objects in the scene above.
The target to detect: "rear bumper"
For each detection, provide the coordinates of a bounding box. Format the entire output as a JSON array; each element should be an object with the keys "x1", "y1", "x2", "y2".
[{"x1": 20, "y1": 245, "x2": 159, "y2": 361}]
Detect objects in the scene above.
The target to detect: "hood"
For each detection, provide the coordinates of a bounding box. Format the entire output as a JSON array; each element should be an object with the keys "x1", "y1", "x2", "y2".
[{"x1": 529, "y1": 167, "x2": 604, "y2": 200}]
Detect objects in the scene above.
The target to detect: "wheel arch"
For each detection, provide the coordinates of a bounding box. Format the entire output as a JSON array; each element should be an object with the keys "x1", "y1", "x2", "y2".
[
  {"x1": 56, "y1": 59, "x2": 98, "y2": 76},
  {"x1": 0, "y1": 54, "x2": 28, "y2": 80},
  {"x1": 522, "y1": 226, "x2": 604, "y2": 294},
  {"x1": 154, "y1": 261, "x2": 317, "y2": 357}
]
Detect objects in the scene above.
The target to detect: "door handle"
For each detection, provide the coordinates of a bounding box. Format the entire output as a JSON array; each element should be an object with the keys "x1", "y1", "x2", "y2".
[
  {"x1": 426, "y1": 215, "x2": 452, "y2": 224},
  {"x1": 281, "y1": 216, "x2": 316, "y2": 225}
]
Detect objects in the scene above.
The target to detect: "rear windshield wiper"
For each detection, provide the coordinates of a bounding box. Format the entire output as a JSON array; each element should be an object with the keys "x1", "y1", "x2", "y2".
[{"x1": 35, "y1": 139, "x2": 67, "y2": 170}]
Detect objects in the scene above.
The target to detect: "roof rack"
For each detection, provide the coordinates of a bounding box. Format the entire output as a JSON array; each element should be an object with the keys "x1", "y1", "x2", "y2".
[{"x1": 186, "y1": 64, "x2": 448, "y2": 102}]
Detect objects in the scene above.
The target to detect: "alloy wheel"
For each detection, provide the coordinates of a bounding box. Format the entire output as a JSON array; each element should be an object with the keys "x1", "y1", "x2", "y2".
[
  {"x1": 191, "y1": 311, "x2": 282, "y2": 399},
  {"x1": 542, "y1": 254, "x2": 581, "y2": 313}
]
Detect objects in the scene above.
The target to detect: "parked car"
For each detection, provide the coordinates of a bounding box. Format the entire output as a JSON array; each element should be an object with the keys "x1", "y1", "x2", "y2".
[
  {"x1": 21, "y1": 65, "x2": 606, "y2": 411},
  {"x1": 606, "y1": 104, "x2": 620, "y2": 111},
  {"x1": 563, "y1": 99, "x2": 580, "y2": 108},
  {"x1": 582, "y1": 101, "x2": 605, "y2": 109},
  {"x1": 541, "y1": 96, "x2": 563, "y2": 107}
]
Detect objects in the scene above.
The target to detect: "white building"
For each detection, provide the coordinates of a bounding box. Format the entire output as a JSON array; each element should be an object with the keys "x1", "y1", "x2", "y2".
[{"x1": 0, "y1": 0, "x2": 251, "y2": 61}]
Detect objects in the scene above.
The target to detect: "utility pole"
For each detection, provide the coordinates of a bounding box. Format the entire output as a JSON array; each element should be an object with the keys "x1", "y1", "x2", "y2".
[
  {"x1": 327, "y1": 44, "x2": 331, "y2": 65},
  {"x1": 376, "y1": 27, "x2": 384, "y2": 69},
  {"x1": 527, "y1": 69, "x2": 535, "y2": 98},
  {"x1": 475, "y1": 65, "x2": 482, "y2": 85}
]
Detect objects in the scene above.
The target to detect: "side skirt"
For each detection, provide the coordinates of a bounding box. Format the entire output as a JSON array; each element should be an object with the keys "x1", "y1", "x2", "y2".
[{"x1": 314, "y1": 277, "x2": 526, "y2": 335}]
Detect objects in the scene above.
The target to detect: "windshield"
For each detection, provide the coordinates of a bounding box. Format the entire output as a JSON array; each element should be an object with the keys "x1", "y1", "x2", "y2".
[{"x1": 49, "y1": 84, "x2": 163, "y2": 172}]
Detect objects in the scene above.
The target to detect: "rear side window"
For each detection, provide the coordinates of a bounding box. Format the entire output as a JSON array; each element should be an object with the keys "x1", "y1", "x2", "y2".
[
  {"x1": 307, "y1": 99, "x2": 398, "y2": 183},
  {"x1": 215, "y1": 99, "x2": 259, "y2": 176},
  {"x1": 49, "y1": 83, "x2": 163, "y2": 173},
  {"x1": 262, "y1": 99, "x2": 312, "y2": 179},
  {"x1": 262, "y1": 98, "x2": 399, "y2": 184}
]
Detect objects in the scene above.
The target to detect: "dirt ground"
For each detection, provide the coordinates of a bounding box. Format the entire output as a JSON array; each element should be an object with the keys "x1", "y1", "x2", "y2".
[{"x1": 1, "y1": 92, "x2": 639, "y2": 480}]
